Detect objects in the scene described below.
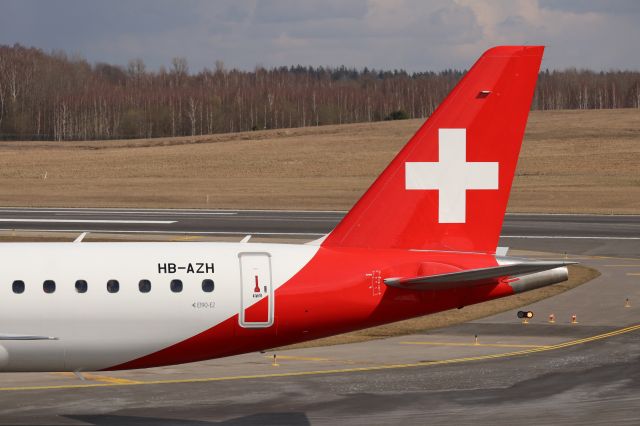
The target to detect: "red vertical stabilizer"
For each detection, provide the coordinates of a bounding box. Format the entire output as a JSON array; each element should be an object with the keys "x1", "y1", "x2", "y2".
[{"x1": 323, "y1": 46, "x2": 544, "y2": 254}]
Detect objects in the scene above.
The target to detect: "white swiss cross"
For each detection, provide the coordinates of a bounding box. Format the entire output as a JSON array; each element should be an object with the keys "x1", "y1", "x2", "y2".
[{"x1": 405, "y1": 128, "x2": 499, "y2": 224}]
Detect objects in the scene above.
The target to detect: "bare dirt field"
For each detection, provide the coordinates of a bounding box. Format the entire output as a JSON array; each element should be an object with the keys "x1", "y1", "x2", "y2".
[{"x1": 0, "y1": 108, "x2": 637, "y2": 213}]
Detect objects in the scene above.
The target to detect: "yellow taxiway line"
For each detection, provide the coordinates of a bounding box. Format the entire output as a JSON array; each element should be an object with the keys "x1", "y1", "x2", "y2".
[
  {"x1": 603, "y1": 265, "x2": 640, "y2": 267},
  {"x1": 264, "y1": 355, "x2": 330, "y2": 362},
  {"x1": 171, "y1": 235, "x2": 204, "y2": 241},
  {"x1": 53, "y1": 372, "x2": 143, "y2": 385},
  {"x1": 2, "y1": 323, "x2": 640, "y2": 392},
  {"x1": 400, "y1": 341, "x2": 549, "y2": 348}
]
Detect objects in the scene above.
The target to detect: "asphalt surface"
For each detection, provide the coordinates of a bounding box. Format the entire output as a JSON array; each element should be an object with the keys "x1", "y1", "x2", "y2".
[
  {"x1": 3, "y1": 325, "x2": 640, "y2": 425},
  {"x1": 0, "y1": 208, "x2": 638, "y2": 257},
  {"x1": 0, "y1": 209, "x2": 639, "y2": 425}
]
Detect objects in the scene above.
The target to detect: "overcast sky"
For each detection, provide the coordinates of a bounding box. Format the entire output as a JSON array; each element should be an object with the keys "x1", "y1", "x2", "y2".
[{"x1": 1, "y1": 0, "x2": 639, "y2": 72}]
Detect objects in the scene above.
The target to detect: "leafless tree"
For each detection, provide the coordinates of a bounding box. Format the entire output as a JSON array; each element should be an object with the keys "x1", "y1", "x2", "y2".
[{"x1": 1, "y1": 44, "x2": 639, "y2": 141}]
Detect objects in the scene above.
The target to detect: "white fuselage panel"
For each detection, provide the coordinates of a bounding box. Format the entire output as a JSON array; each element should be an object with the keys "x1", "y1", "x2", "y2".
[{"x1": 0, "y1": 242, "x2": 318, "y2": 371}]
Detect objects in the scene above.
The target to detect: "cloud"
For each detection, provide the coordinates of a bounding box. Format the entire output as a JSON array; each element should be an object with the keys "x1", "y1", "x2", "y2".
[
  {"x1": 539, "y1": 0, "x2": 640, "y2": 15},
  {"x1": 254, "y1": 0, "x2": 368, "y2": 23},
  {"x1": 0, "y1": 0, "x2": 638, "y2": 71},
  {"x1": 455, "y1": 0, "x2": 640, "y2": 69}
]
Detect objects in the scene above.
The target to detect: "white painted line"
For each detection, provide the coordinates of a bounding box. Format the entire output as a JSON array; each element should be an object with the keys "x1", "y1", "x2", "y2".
[
  {"x1": 0, "y1": 207, "x2": 638, "y2": 217},
  {"x1": 0, "y1": 229, "x2": 634, "y2": 239},
  {"x1": 208, "y1": 217, "x2": 337, "y2": 222},
  {"x1": 0, "y1": 207, "x2": 346, "y2": 214},
  {"x1": 0, "y1": 228, "x2": 322, "y2": 236},
  {"x1": 55, "y1": 213, "x2": 333, "y2": 221},
  {"x1": 0, "y1": 219, "x2": 176, "y2": 224},
  {"x1": 0, "y1": 210, "x2": 236, "y2": 216},
  {"x1": 73, "y1": 232, "x2": 88, "y2": 243},
  {"x1": 505, "y1": 212, "x2": 640, "y2": 217},
  {"x1": 501, "y1": 235, "x2": 640, "y2": 240}
]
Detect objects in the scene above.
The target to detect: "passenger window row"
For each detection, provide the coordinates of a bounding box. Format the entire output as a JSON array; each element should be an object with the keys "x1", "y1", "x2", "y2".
[{"x1": 11, "y1": 279, "x2": 215, "y2": 294}]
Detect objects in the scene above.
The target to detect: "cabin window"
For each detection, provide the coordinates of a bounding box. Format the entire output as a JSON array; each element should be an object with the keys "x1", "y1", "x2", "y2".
[
  {"x1": 75, "y1": 280, "x2": 88, "y2": 293},
  {"x1": 139, "y1": 279, "x2": 151, "y2": 293},
  {"x1": 12, "y1": 280, "x2": 25, "y2": 294},
  {"x1": 202, "y1": 279, "x2": 214, "y2": 293},
  {"x1": 107, "y1": 279, "x2": 120, "y2": 293},
  {"x1": 43, "y1": 280, "x2": 56, "y2": 294},
  {"x1": 170, "y1": 279, "x2": 183, "y2": 293}
]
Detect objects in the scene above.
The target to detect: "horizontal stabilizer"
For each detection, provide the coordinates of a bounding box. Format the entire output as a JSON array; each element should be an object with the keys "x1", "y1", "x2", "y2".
[
  {"x1": 0, "y1": 333, "x2": 58, "y2": 341},
  {"x1": 384, "y1": 261, "x2": 574, "y2": 291}
]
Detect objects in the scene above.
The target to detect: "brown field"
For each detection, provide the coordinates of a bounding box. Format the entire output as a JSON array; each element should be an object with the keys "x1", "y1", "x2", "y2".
[
  {"x1": 281, "y1": 264, "x2": 599, "y2": 349},
  {"x1": 0, "y1": 108, "x2": 638, "y2": 213}
]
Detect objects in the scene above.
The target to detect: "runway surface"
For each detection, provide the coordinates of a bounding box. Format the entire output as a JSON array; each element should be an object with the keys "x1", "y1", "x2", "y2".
[
  {"x1": 0, "y1": 207, "x2": 638, "y2": 257},
  {"x1": 0, "y1": 208, "x2": 638, "y2": 425}
]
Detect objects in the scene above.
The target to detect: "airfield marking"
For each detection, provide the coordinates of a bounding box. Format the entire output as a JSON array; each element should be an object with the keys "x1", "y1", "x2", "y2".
[
  {"x1": 263, "y1": 355, "x2": 377, "y2": 366},
  {"x1": 263, "y1": 355, "x2": 331, "y2": 362},
  {"x1": 603, "y1": 265, "x2": 640, "y2": 267},
  {"x1": 53, "y1": 372, "x2": 143, "y2": 385},
  {"x1": 0, "y1": 219, "x2": 176, "y2": 224},
  {"x1": 0, "y1": 207, "x2": 346, "y2": 214},
  {"x1": 86, "y1": 375, "x2": 143, "y2": 385},
  {"x1": 399, "y1": 341, "x2": 549, "y2": 348},
  {"x1": 501, "y1": 235, "x2": 640, "y2": 240},
  {"x1": 0, "y1": 228, "x2": 325, "y2": 237},
  {"x1": 171, "y1": 236, "x2": 204, "y2": 241},
  {"x1": 2, "y1": 322, "x2": 640, "y2": 392},
  {"x1": 3, "y1": 229, "x2": 636, "y2": 240},
  {"x1": 591, "y1": 256, "x2": 640, "y2": 261},
  {"x1": 0, "y1": 209, "x2": 237, "y2": 216},
  {"x1": 2, "y1": 208, "x2": 638, "y2": 217}
]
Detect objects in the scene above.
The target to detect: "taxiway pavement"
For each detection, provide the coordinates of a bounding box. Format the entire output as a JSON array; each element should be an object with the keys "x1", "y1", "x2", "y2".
[
  {"x1": 0, "y1": 210, "x2": 638, "y2": 425},
  {"x1": 0, "y1": 207, "x2": 638, "y2": 257}
]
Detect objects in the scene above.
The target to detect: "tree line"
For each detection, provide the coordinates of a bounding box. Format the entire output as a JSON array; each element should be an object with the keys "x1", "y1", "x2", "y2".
[{"x1": 1, "y1": 44, "x2": 639, "y2": 141}]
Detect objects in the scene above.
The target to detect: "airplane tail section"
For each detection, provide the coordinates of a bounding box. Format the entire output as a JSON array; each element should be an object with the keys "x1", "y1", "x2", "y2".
[{"x1": 323, "y1": 46, "x2": 544, "y2": 253}]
